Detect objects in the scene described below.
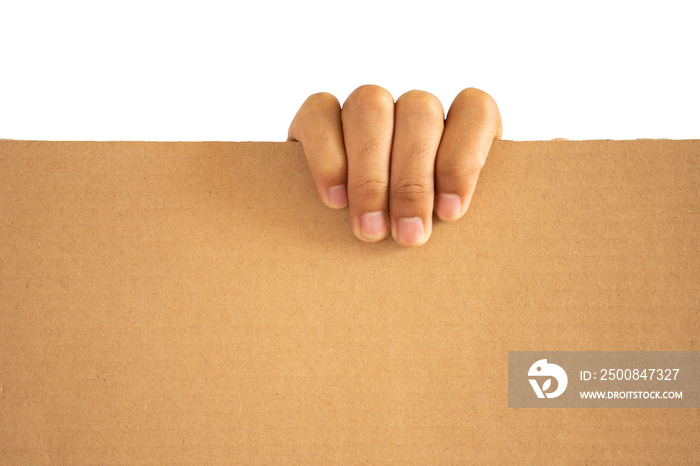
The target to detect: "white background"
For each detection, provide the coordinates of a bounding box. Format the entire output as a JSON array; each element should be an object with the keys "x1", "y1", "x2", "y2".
[{"x1": 1, "y1": 0, "x2": 697, "y2": 142}]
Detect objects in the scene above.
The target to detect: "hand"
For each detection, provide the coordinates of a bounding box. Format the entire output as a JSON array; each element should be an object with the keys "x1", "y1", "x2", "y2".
[{"x1": 287, "y1": 85, "x2": 503, "y2": 247}]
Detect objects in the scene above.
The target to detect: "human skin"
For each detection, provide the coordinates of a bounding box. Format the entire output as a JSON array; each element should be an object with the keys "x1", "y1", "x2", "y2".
[{"x1": 287, "y1": 85, "x2": 504, "y2": 248}]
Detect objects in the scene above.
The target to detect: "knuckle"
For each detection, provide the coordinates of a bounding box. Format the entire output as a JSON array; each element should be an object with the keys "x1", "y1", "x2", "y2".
[
  {"x1": 407, "y1": 139, "x2": 433, "y2": 159},
  {"x1": 314, "y1": 161, "x2": 344, "y2": 183},
  {"x1": 454, "y1": 87, "x2": 500, "y2": 119},
  {"x1": 345, "y1": 85, "x2": 395, "y2": 111},
  {"x1": 355, "y1": 177, "x2": 389, "y2": 197},
  {"x1": 359, "y1": 137, "x2": 381, "y2": 160},
  {"x1": 396, "y1": 90, "x2": 444, "y2": 119},
  {"x1": 439, "y1": 157, "x2": 483, "y2": 181},
  {"x1": 302, "y1": 92, "x2": 340, "y2": 115},
  {"x1": 392, "y1": 178, "x2": 434, "y2": 202}
]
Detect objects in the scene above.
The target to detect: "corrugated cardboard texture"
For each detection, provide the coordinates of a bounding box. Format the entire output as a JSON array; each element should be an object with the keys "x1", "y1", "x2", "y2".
[{"x1": 1, "y1": 139, "x2": 698, "y2": 464}]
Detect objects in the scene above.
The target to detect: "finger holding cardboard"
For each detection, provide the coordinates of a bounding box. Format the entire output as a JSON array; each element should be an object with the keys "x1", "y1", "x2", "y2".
[
  {"x1": 434, "y1": 87, "x2": 504, "y2": 222},
  {"x1": 339, "y1": 85, "x2": 396, "y2": 243},
  {"x1": 287, "y1": 92, "x2": 349, "y2": 209},
  {"x1": 389, "y1": 90, "x2": 445, "y2": 247}
]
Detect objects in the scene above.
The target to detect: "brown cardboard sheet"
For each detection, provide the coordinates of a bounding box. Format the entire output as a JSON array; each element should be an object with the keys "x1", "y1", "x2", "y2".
[{"x1": 1, "y1": 139, "x2": 698, "y2": 463}]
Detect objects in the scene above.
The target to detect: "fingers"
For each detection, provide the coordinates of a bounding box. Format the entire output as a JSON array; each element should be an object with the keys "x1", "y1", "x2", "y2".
[
  {"x1": 289, "y1": 85, "x2": 504, "y2": 247},
  {"x1": 390, "y1": 90, "x2": 445, "y2": 247},
  {"x1": 287, "y1": 92, "x2": 349, "y2": 208},
  {"x1": 434, "y1": 88, "x2": 503, "y2": 221},
  {"x1": 341, "y1": 85, "x2": 395, "y2": 242}
]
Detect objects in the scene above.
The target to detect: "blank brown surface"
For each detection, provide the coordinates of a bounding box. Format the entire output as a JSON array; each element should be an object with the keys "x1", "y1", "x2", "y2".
[{"x1": 1, "y1": 139, "x2": 698, "y2": 464}]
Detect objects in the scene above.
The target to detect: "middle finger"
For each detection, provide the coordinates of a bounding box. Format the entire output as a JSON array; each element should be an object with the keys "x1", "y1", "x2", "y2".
[
  {"x1": 390, "y1": 90, "x2": 445, "y2": 247},
  {"x1": 341, "y1": 85, "x2": 395, "y2": 243}
]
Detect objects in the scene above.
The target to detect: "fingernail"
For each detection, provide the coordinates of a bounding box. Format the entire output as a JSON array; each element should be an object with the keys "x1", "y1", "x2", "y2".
[
  {"x1": 396, "y1": 217, "x2": 425, "y2": 245},
  {"x1": 328, "y1": 184, "x2": 348, "y2": 208},
  {"x1": 359, "y1": 211, "x2": 388, "y2": 240},
  {"x1": 436, "y1": 193, "x2": 462, "y2": 220}
]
